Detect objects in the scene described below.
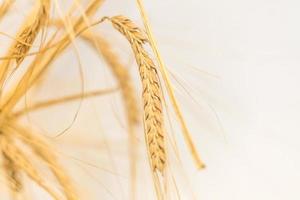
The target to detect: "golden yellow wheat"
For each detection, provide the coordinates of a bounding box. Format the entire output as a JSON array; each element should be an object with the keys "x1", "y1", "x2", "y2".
[
  {"x1": 108, "y1": 15, "x2": 167, "y2": 173},
  {"x1": 0, "y1": 0, "x2": 205, "y2": 199},
  {"x1": 0, "y1": 132, "x2": 61, "y2": 200}
]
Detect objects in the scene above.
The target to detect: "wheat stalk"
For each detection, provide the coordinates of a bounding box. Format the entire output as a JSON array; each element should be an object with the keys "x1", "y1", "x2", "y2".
[{"x1": 107, "y1": 15, "x2": 166, "y2": 173}]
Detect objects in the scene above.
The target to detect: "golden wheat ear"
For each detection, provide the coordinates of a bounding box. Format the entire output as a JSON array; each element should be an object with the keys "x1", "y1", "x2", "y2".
[
  {"x1": 12, "y1": 0, "x2": 50, "y2": 64},
  {"x1": 135, "y1": 0, "x2": 206, "y2": 169},
  {"x1": 0, "y1": 0, "x2": 50, "y2": 90},
  {"x1": 108, "y1": 15, "x2": 167, "y2": 174},
  {"x1": 3, "y1": 122, "x2": 79, "y2": 200},
  {"x1": 102, "y1": 15, "x2": 167, "y2": 199},
  {"x1": 0, "y1": 132, "x2": 61, "y2": 200}
]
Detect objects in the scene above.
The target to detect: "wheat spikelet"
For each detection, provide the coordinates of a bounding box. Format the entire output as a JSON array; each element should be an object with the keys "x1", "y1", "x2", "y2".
[
  {"x1": 0, "y1": 133, "x2": 61, "y2": 200},
  {"x1": 109, "y1": 15, "x2": 166, "y2": 173}
]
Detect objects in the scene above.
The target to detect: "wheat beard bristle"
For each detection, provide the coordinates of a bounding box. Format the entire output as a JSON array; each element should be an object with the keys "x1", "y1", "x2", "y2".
[{"x1": 109, "y1": 15, "x2": 166, "y2": 173}]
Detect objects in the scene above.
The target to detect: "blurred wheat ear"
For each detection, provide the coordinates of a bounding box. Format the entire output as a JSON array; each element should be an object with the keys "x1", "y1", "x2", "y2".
[{"x1": 0, "y1": 0, "x2": 204, "y2": 199}]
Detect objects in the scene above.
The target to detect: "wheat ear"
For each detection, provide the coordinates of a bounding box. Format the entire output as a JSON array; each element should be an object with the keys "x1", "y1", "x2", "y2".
[
  {"x1": 5, "y1": 122, "x2": 78, "y2": 200},
  {"x1": 12, "y1": 0, "x2": 50, "y2": 64},
  {"x1": 107, "y1": 15, "x2": 166, "y2": 173},
  {"x1": 0, "y1": 133, "x2": 61, "y2": 200},
  {"x1": 0, "y1": 0, "x2": 50, "y2": 90},
  {"x1": 135, "y1": 0, "x2": 205, "y2": 169}
]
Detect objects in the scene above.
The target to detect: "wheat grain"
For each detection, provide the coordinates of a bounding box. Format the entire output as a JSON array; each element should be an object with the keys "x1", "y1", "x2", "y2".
[{"x1": 109, "y1": 15, "x2": 166, "y2": 173}]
